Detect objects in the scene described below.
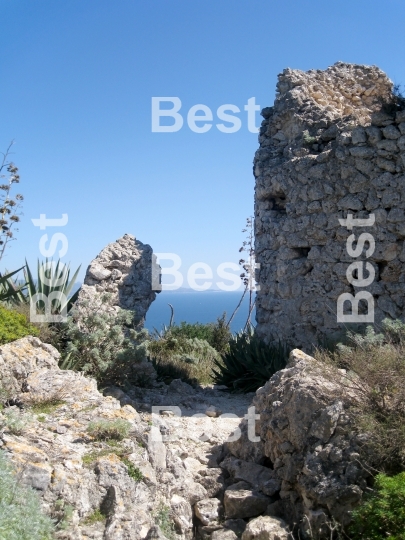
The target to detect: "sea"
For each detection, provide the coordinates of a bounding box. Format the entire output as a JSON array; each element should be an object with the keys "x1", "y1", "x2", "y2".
[{"x1": 145, "y1": 290, "x2": 256, "y2": 334}]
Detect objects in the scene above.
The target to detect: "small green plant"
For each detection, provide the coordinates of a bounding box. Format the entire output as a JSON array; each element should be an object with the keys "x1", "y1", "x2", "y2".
[
  {"x1": 87, "y1": 419, "x2": 131, "y2": 441},
  {"x1": 121, "y1": 458, "x2": 144, "y2": 481},
  {"x1": 0, "y1": 383, "x2": 12, "y2": 406},
  {"x1": 0, "y1": 304, "x2": 39, "y2": 345},
  {"x1": 83, "y1": 508, "x2": 106, "y2": 525},
  {"x1": 302, "y1": 129, "x2": 317, "y2": 146},
  {"x1": 153, "y1": 502, "x2": 176, "y2": 540},
  {"x1": 37, "y1": 415, "x2": 46, "y2": 423},
  {"x1": 2, "y1": 409, "x2": 33, "y2": 435},
  {"x1": 0, "y1": 450, "x2": 54, "y2": 539},
  {"x1": 213, "y1": 328, "x2": 288, "y2": 393},
  {"x1": 30, "y1": 401, "x2": 65, "y2": 415},
  {"x1": 348, "y1": 472, "x2": 405, "y2": 539}
]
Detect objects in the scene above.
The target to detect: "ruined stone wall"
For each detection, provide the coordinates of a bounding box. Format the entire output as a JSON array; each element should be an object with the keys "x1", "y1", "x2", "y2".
[{"x1": 254, "y1": 62, "x2": 405, "y2": 349}]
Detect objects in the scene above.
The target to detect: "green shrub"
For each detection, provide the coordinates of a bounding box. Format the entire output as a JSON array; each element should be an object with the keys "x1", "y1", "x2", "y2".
[
  {"x1": 60, "y1": 293, "x2": 149, "y2": 383},
  {"x1": 0, "y1": 304, "x2": 39, "y2": 345},
  {"x1": 2, "y1": 409, "x2": 33, "y2": 435},
  {"x1": 213, "y1": 328, "x2": 288, "y2": 393},
  {"x1": 149, "y1": 335, "x2": 220, "y2": 385},
  {"x1": 87, "y1": 419, "x2": 131, "y2": 441},
  {"x1": 167, "y1": 314, "x2": 231, "y2": 355},
  {"x1": 9, "y1": 301, "x2": 64, "y2": 351},
  {"x1": 348, "y1": 472, "x2": 405, "y2": 540},
  {"x1": 316, "y1": 319, "x2": 405, "y2": 473},
  {"x1": 153, "y1": 502, "x2": 176, "y2": 540},
  {"x1": 82, "y1": 448, "x2": 119, "y2": 466},
  {"x1": 0, "y1": 450, "x2": 54, "y2": 539}
]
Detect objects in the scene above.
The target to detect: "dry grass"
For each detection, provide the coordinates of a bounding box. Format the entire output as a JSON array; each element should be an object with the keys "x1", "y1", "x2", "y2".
[
  {"x1": 22, "y1": 387, "x2": 69, "y2": 415},
  {"x1": 315, "y1": 321, "x2": 405, "y2": 473}
]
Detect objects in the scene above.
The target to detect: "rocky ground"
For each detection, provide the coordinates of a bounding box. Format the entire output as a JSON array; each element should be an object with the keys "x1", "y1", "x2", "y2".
[
  {"x1": 0, "y1": 336, "x2": 290, "y2": 540},
  {"x1": 0, "y1": 336, "x2": 369, "y2": 539}
]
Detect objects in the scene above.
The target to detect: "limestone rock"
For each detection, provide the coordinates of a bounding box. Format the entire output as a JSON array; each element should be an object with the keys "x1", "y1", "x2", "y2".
[
  {"x1": 77, "y1": 233, "x2": 159, "y2": 325},
  {"x1": 197, "y1": 467, "x2": 225, "y2": 498},
  {"x1": 170, "y1": 494, "x2": 193, "y2": 533},
  {"x1": 223, "y1": 519, "x2": 247, "y2": 537},
  {"x1": 0, "y1": 336, "x2": 255, "y2": 539},
  {"x1": 224, "y1": 488, "x2": 270, "y2": 520},
  {"x1": 206, "y1": 406, "x2": 223, "y2": 418},
  {"x1": 226, "y1": 349, "x2": 369, "y2": 537},
  {"x1": 0, "y1": 336, "x2": 60, "y2": 395},
  {"x1": 148, "y1": 427, "x2": 167, "y2": 469},
  {"x1": 212, "y1": 529, "x2": 238, "y2": 540},
  {"x1": 194, "y1": 497, "x2": 223, "y2": 526},
  {"x1": 241, "y1": 516, "x2": 289, "y2": 540}
]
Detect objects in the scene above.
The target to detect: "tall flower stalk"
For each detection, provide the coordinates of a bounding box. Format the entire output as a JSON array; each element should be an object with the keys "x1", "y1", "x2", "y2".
[
  {"x1": 0, "y1": 142, "x2": 23, "y2": 264},
  {"x1": 227, "y1": 216, "x2": 257, "y2": 330}
]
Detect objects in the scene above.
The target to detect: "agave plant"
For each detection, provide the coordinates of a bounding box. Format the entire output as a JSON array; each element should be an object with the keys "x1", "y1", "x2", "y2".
[
  {"x1": 0, "y1": 267, "x2": 27, "y2": 303},
  {"x1": 24, "y1": 259, "x2": 81, "y2": 316},
  {"x1": 212, "y1": 328, "x2": 289, "y2": 393}
]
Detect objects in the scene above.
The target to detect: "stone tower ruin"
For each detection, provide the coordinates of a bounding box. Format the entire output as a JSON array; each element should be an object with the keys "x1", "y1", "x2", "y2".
[{"x1": 254, "y1": 62, "x2": 405, "y2": 350}]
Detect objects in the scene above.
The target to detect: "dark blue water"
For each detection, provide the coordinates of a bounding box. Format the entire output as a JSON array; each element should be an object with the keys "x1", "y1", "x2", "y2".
[{"x1": 145, "y1": 291, "x2": 256, "y2": 334}]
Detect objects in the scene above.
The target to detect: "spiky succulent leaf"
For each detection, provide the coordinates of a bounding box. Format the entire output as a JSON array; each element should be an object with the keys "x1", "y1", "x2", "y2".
[{"x1": 213, "y1": 330, "x2": 288, "y2": 393}]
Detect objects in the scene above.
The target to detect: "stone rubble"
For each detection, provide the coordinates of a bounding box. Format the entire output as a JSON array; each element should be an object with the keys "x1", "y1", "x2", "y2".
[
  {"x1": 0, "y1": 335, "x2": 368, "y2": 539},
  {"x1": 254, "y1": 62, "x2": 405, "y2": 350},
  {"x1": 0, "y1": 337, "x2": 262, "y2": 539}
]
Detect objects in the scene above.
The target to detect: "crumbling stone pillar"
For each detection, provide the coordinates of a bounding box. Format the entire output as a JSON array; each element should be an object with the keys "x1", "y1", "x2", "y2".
[
  {"x1": 77, "y1": 233, "x2": 159, "y2": 325},
  {"x1": 254, "y1": 62, "x2": 405, "y2": 350}
]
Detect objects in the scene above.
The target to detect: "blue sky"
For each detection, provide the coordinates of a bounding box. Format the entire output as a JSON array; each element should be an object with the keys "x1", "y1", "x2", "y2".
[{"x1": 1, "y1": 0, "x2": 404, "y2": 286}]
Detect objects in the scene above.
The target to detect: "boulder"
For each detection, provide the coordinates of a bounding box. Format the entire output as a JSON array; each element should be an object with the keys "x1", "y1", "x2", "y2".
[
  {"x1": 197, "y1": 467, "x2": 225, "y2": 498},
  {"x1": 170, "y1": 494, "x2": 193, "y2": 533},
  {"x1": 224, "y1": 488, "x2": 270, "y2": 520},
  {"x1": 194, "y1": 497, "x2": 223, "y2": 526},
  {"x1": 226, "y1": 349, "x2": 369, "y2": 536},
  {"x1": 241, "y1": 516, "x2": 289, "y2": 540},
  {"x1": 212, "y1": 529, "x2": 238, "y2": 540}
]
